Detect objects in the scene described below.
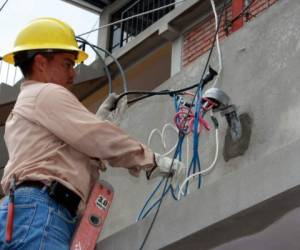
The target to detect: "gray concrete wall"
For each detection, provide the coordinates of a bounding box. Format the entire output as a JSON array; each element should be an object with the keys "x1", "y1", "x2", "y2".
[{"x1": 98, "y1": 0, "x2": 300, "y2": 246}]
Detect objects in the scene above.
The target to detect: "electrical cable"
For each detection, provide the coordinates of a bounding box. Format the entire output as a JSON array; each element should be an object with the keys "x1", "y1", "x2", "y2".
[
  {"x1": 179, "y1": 0, "x2": 225, "y2": 193},
  {"x1": 147, "y1": 123, "x2": 179, "y2": 157},
  {"x1": 210, "y1": 0, "x2": 223, "y2": 87},
  {"x1": 188, "y1": 1, "x2": 226, "y2": 110},
  {"x1": 154, "y1": 0, "x2": 226, "y2": 153},
  {"x1": 140, "y1": 124, "x2": 185, "y2": 221},
  {"x1": 0, "y1": 0, "x2": 8, "y2": 13},
  {"x1": 138, "y1": 96, "x2": 191, "y2": 221},
  {"x1": 76, "y1": 36, "x2": 128, "y2": 93},
  {"x1": 92, "y1": 45, "x2": 128, "y2": 93},
  {"x1": 84, "y1": 18, "x2": 99, "y2": 40},
  {"x1": 115, "y1": 66, "x2": 217, "y2": 107},
  {"x1": 226, "y1": 0, "x2": 256, "y2": 30},
  {"x1": 76, "y1": 37, "x2": 113, "y2": 93},
  {"x1": 181, "y1": 88, "x2": 204, "y2": 196},
  {"x1": 168, "y1": 0, "x2": 224, "y2": 196},
  {"x1": 139, "y1": 184, "x2": 175, "y2": 220},
  {"x1": 139, "y1": 133, "x2": 184, "y2": 250},
  {"x1": 180, "y1": 129, "x2": 219, "y2": 194},
  {"x1": 140, "y1": 90, "x2": 208, "y2": 221},
  {"x1": 137, "y1": 178, "x2": 164, "y2": 221},
  {"x1": 139, "y1": 1, "x2": 228, "y2": 248},
  {"x1": 178, "y1": 112, "x2": 220, "y2": 199},
  {"x1": 139, "y1": 178, "x2": 169, "y2": 250},
  {"x1": 78, "y1": 0, "x2": 188, "y2": 37}
]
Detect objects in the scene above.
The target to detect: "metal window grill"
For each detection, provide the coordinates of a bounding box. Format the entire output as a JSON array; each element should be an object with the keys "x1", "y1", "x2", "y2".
[{"x1": 109, "y1": 0, "x2": 175, "y2": 52}]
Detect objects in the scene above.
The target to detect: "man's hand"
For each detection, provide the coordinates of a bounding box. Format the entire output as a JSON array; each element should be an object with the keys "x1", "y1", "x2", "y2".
[
  {"x1": 96, "y1": 93, "x2": 127, "y2": 125},
  {"x1": 90, "y1": 157, "x2": 107, "y2": 172},
  {"x1": 146, "y1": 153, "x2": 187, "y2": 188}
]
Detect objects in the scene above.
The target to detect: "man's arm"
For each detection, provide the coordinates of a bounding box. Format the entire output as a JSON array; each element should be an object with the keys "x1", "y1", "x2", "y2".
[{"x1": 34, "y1": 84, "x2": 154, "y2": 170}]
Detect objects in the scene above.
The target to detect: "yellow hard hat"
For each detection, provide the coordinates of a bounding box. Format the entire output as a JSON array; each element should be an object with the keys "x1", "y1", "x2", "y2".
[{"x1": 3, "y1": 17, "x2": 88, "y2": 64}]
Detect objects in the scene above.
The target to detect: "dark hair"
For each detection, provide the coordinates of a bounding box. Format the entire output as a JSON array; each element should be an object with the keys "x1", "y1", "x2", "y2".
[
  {"x1": 14, "y1": 50, "x2": 55, "y2": 77},
  {"x1": 14, "y1": 49, "x2": 78, "y2": 77}
]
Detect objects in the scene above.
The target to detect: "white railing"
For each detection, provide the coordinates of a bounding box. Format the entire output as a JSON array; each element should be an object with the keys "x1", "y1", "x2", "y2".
[{"x1": 0, "y1": 60, "x2": 22, "y2": 86}]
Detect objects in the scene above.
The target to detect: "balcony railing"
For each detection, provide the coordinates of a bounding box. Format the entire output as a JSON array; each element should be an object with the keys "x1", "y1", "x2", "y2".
[
  {"x1": 109, "y1": 0, "x2": 175, "y2": 52},
  {"x1": 0, "y1": 59, "x2": 21, "y2": 86}
]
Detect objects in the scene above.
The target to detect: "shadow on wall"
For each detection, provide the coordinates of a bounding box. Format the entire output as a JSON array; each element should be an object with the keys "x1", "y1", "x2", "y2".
[
  {"x1": 211, "y1": 207, "x2": 300, "y2": 250},
  {"x1": 162, "y1": 185, "x2": 300, "y2": 250}
]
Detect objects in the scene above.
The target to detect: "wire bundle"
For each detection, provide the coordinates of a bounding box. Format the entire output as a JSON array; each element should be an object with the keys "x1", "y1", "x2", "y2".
[
  {"x1": 138, "y1": 0, "x2": 228, "y2": 247},
  {"x1": 137, "y1": 89, "x2": 219, "y2": 221},
  {"x1": 173, "y1": 96, "x2": 212, "y2": 135}
]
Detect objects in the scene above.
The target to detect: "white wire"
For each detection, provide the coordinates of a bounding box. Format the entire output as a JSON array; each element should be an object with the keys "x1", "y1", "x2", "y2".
[
  {"x1": 148, "y1": 128, "x2": 161, "y2": 147},
  {"x1": 184, "y1": 134, "x2": 191, "y2": 195},
  {"x1": 210, "y1": 0, "x2": 223, "y2": 87},
  {"x1": 178, "y1": 126, "x2": 219, "y2": 199},
  {"x1": 161, "y1": 123, "x2": 177, "y2": 149},
  {"x1": 85, "y1": 18, "x2": 100, "y2": 39},
  {"x1": 147, "y1": 123, "x2": 179, "y2": 157},
  {"x1": 78, "y1": 0, "x2": 188, "y2": 37},
  {"x1": 176, "y1": 1, "x2": 222, "y2": 197},
  {"x1": 186, "y1": 135, "x2": 189, "y2": 175}
]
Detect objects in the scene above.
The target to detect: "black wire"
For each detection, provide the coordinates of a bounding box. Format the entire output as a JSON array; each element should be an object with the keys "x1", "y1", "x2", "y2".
[
  {"x1": 76, "y1": 36, "x2": 129, "y2": 94},
  {"x1": 138, "y1": 178, "x2": 168, "y2": 250},
  {"x1": 188, "y1": 0, "x2": 227, "y2": 109},
  {"x1": 139, "y1": 133, "x2": 184, "y2": 250},
  {"x1": 226, "y1": 0, "x2": 256, "y2": 29},
  {"x1": 139, "y1": 1, "x2": 228, "y2": 249},
  {"x1": 0, "y1": 0, "x2": 8, "y2": 13},
  {"x1": 116, "y1": 66, "x2": 217, "y2": 106},
  {"x1": 76, "y1": 37, "x2": 113, "y2": 94},
  {"x1": 90, "y1": 44, "x2": 129, "y2": 93}
]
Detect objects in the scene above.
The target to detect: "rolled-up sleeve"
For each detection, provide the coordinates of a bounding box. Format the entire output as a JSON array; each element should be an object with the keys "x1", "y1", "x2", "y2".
[{"x1": 34, "y1": 84, "x2": 154, "y2": 170}]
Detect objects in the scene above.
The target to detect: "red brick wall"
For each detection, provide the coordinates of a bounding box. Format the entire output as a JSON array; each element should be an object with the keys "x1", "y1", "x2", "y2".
[
  {"x1": 247, "y1": 0, "x2": 277, "y2": 19},
  {"x1": 182, "y1": 0, "x2": 278, "y2": 67}
]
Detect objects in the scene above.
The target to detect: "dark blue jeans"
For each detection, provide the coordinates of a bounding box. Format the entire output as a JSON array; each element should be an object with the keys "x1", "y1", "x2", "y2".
[{"x1": 0, "y1": 186, "x2": 77, "y2": 249}]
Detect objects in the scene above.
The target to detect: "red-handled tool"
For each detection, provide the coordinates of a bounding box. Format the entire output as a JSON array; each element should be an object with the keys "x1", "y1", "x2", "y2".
[{"x1": 5, "y1": 175, "x2": 16, "y2": 243}]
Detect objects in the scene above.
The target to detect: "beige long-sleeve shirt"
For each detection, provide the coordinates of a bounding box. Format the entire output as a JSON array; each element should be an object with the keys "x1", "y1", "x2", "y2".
[{"x1": 1, "y1": 81, "x2": 155, "y2": 203}]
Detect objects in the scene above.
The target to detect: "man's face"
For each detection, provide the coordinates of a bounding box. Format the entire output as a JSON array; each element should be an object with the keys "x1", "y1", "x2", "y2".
[{"x1": 44, "y1": 52, "x2": 76, "y2": 89}]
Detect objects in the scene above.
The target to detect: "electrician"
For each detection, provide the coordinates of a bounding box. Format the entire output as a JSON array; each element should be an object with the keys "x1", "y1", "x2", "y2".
[{"x1": 0, "y1": 17, "x2": 186, "y2": 249}]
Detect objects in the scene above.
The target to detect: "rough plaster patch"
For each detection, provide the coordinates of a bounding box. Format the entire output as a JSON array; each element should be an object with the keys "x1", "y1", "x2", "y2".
[{"x1": 223, "y1": 113, "x2": 252, "y2": 162}]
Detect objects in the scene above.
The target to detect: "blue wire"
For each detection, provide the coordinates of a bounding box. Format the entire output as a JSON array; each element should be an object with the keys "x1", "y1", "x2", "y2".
[
  {"x1": 137, "y1": 133, "x2": 185, "y2": 220},
  {"x1": 138, "y1": 87, "x2": 207, "y2": 220},
  {"x1": 173, "y1": 95, "x2": 179, "y2": 112},
  {"x1": 140, "y1": 183, "x2": 173, "y2": 220},
  {"x1": 196, "y1": 156, "x2": 202, "y2": 188},
  {"x1": 169, "y1": 134, "x2": 185, "y2": 199},
  {"x1": 137, "y1": 177, "x2": 164, "y2": 221},
  {"x1": 183, "y1": 157, "x2": 194, "y2": 196},
  {"x1": 196, "y1": 88, "x2": 203, "y2": 189},
  {"x1": 190, "y1": 88, "x2": 203, "y2": 190}
]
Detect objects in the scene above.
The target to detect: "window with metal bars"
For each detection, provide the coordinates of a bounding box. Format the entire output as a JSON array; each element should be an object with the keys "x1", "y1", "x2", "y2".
[{"x1": 109, "y1": 0, "x2": 175, "y2": 52}]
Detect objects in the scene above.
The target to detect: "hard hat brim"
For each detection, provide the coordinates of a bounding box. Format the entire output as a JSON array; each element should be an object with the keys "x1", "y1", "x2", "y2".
[{"x1": 3, "y1": 48, "x2": 88, "y2": 65}]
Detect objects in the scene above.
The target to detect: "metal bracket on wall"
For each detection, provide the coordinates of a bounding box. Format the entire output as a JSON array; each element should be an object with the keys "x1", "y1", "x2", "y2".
[
  {"x1": 223, "y1": 113, "x2": 252, "y2": 162},
  {"x1": 203, "y1": 87, "x2": 252, "y2": 161},
  {"x1": 220, "y1": 105, "x2": 242, "y2": 141}
]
